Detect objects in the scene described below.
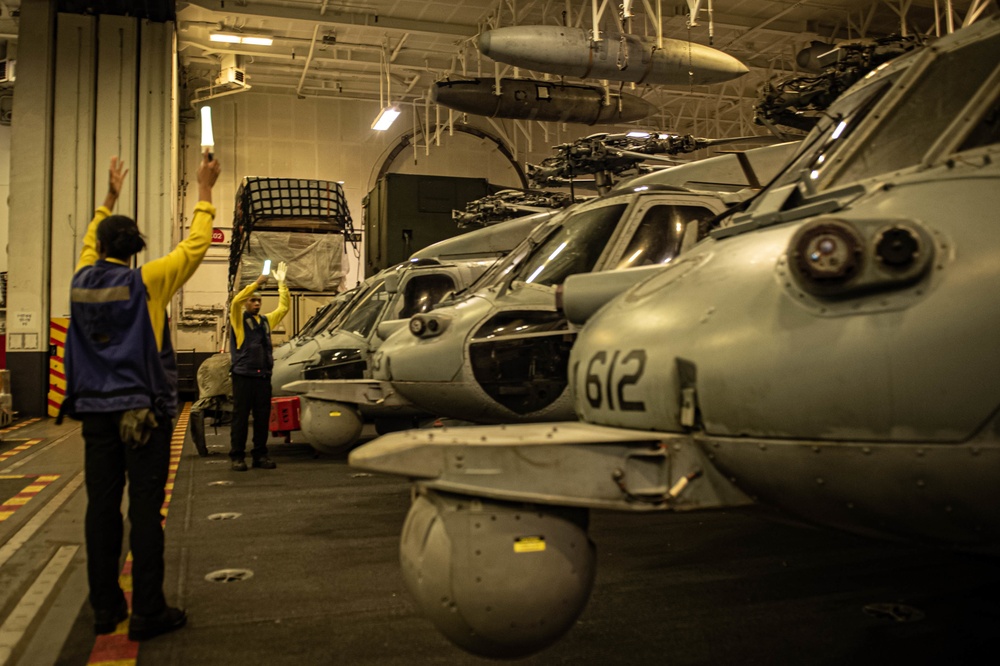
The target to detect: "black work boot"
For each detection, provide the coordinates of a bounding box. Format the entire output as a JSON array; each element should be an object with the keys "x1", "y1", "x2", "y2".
[
  {"x1": 231, "y1": 459, "x2": 248, "y2": 471},
  {"x1": 128, "y1": 606, "x2": 187, "y2": 641},
  {"x1": 252, "y1": 457, "x2": 277, "y2": 469},
  {"x1": 94, "y1": 599, "x2": 129, "y2": 634}
]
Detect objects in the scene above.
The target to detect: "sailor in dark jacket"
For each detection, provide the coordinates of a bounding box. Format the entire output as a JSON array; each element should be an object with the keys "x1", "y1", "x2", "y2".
[
  {"x1": 63, "y1": 152, "x2": 219, "y2": 641},
  {"x1": 228, "y1": 261, "x2": 289, "y2": 470}
]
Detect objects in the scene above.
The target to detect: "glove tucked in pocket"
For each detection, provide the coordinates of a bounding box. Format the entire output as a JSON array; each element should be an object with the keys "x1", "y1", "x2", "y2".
[{"x1": 119, "y1": 408, "x2": 159, "y2": 449}]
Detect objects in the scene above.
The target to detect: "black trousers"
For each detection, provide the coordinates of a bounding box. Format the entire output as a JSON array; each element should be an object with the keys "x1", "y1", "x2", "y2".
[
  {"x1": 230, "y1": 374, "x2": 272, "y2": 461},
  {"x1": 82, "y1": 412, "x2": 172, "y2": 617}
]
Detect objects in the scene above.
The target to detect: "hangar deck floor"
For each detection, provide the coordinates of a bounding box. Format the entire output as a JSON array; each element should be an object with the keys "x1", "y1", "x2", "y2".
[{"x1": 0, "y1": 409, "x2": 996, "y2": 665}]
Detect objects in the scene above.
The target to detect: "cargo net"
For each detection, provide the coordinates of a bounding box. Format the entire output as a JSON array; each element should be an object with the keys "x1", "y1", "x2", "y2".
[{"x1": 228, "y1": 177, "x2": 355, "y2": 293}]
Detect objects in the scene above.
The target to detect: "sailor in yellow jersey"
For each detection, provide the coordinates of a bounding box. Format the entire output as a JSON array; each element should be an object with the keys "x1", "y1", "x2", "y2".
[
  {"x1": 63, "y1": 151, "x2": 220, "y2": 641},
  {"x1": 228, "y1": 260, "x2": 290, "y2": 470}
]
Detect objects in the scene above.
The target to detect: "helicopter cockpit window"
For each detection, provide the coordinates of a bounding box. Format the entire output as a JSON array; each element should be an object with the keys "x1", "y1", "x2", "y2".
[
  {"x1": 462, "y1": 213, "x2": 568, "y2": 295},
  {"x1": 474, "y1": 241, "x2": 534, "y2": 291},
  {"x1": 321, "y1": 296, "x2": 359, "y2": 333},
  {"x1": 958, "y1": 88, "x2": 1000, "y2": 152},
  {"x1": 830, "y1": 31, "x2": 1000, "y2": 187},
  {"x1": 398, "y1": 274, "x2": 457, "y2": 319},
  {"x1": 515, "y1": 203, "x2": 627, "y2": 287},
  {"x1": 339, "y1": 281, "x2": 390, "y2": 338},
  {"x1": 768, "y1": 77, "x2": 897, "y2": 194},
  {"x1": 295, "y1": 303, "x2": 332, "y2": 339},
  {"x1": 303, "y1": 306, "x2": 339, "y2": 339},
  {"x1": 318, "y1": 284, "x2": 370, "y2": 335},
  {"x1": 615, "y1": 205, "x2": 715, "y2": 270},
  {"x1": 302, "y1": 289, "x2": 359, "y2": 337}
]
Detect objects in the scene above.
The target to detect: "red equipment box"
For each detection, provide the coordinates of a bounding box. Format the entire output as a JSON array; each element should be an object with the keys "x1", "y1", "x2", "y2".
[{"x1": 269, "y1": 396, "x2": 301, "y2": 432}]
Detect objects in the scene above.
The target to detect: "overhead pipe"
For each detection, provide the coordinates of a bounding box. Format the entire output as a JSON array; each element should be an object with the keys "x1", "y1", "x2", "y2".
[
  {"x1": 190, "y1": 84, "x2": 253, "y2": 105},
  {"x1": 177, "y1": 40, "x2": 438, "y2": 76},
  {"x1": 296, "y1": 24, "x2": 320, "y2": 97}
]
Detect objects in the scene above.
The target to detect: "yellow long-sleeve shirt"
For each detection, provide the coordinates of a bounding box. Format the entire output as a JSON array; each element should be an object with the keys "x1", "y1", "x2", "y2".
[
  {"x1": 75, "y1": 201, "x2": 217, "y2": 351},
  {"x1": 229, "y1": 280, "x2": 290, "y2": 349}
]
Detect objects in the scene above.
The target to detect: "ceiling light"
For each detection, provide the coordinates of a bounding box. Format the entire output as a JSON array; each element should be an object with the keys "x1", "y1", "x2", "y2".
[
  {"x1": 241, "y1": 36, "x2": 274, "y2": 46},
  {"x1": 210, "y1": 33, "x2": 273, "y2": 46},
  {"x1": 371, "y1": 105, "x2": 400, "y2": 131}
]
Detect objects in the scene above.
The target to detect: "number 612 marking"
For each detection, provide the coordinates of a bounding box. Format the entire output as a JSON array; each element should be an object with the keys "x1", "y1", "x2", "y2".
[{"x1": 584, "y1": 349, "x2": 647, "y2": 411}]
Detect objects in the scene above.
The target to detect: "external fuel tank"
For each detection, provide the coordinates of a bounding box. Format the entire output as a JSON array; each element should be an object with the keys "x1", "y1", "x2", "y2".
[
  {"x1": 430, "y1": 78, "x2": 658, "y2": 124},
  {"x1": 478, "y1": 26, "x2": 749, "y2": 86}
]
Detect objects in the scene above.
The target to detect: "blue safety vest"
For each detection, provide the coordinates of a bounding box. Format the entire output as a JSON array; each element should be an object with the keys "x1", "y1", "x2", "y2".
[
  {"x1": 63, "y1": 260, "x2": 177, "y2": 418},
  {"x1": 230, "y1": 311, "x2": 274, "y2": 377}
]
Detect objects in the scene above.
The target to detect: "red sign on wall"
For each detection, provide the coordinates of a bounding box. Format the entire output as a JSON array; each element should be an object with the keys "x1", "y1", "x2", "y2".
[{"x1": 211, "y1": 228, "x2": 226, "y2": 243}]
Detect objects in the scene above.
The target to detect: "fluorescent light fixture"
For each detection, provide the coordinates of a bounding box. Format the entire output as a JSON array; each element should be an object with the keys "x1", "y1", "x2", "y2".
[
  {"x1": 371, "y1": 105, "x2": 401, "y2": 131},
  {"x1": 210, "y1": 32, "x2": 273, "y2": 46}
]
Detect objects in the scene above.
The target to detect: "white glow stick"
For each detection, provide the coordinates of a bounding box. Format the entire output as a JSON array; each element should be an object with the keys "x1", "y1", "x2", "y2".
[{"x1": 200, "y1": 106, "x2": 215, "y2": 156}]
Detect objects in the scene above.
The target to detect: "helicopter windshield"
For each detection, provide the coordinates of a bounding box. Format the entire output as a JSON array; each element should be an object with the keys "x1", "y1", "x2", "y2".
[
  {"x1": 765, "y1": 74, "x2": 898, "y2": 193},
  {"x1": 958, "y1": 87, "x2": 1000, "y2": 152},
  {"x1": 829, "y1": 30, "x2": 1000, "y2": 186},
  {"x1": 295, "y1": 302, "x2": 333, "y2": 339},
  {"x1": 296, "y1": 291, "x2": 356, "y2": 340},
  {"x1": 398, "y1": 273, "x2": 458, "y2": 319},
  {"x1": 614, "y1": 204, "x2": 716, "y2": 269},
  {"x1": 450, "y1": 210, "x2": 572, "y2": 298},
  {"x1": 765, "y1": 28, "x2": 1000, "y2": 199},
  {"x1": 338, "y1": 280, "x2": 391, "y2": 338},
  {"x1": 468, "y1": 238, "x2": 537, "y2": 292},
  {"x1": 513, "y1": 203, "x2": 628, "y2": 287},
  {"x1": 296, "y1": 303, "x2": 336, "y2": 340}
]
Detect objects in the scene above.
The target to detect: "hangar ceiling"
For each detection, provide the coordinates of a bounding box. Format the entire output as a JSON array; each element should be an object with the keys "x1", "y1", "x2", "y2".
[
  {"x1": 0, "y1": 1, "x2": 994, "y2": 138},
  {"x1": 173, "y1": 0, "x2": 995, "y2": 138}
]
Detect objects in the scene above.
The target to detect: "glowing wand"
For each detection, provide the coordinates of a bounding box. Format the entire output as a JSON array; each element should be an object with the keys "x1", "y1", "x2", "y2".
[{"x1": 200, "y1": 105, "x2": 215, "y2": 159}]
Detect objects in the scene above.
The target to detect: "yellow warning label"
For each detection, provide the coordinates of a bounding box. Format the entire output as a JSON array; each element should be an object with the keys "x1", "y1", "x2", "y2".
[
  {"x1": 513, "y1": 536, "x2": 546, "y2": 553},
  {"x1": 329, "y1": 411, "x2": 341, "y2": 417}
]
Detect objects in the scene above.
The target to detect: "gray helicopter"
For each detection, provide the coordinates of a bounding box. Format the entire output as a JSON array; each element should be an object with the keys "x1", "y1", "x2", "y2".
[
  {"x1": 190, "y1": 213, "x2": 553, "y2": 455},
  {"x1": 282, "y1": 141, "x2": 797, "y2": 453},
  {"x1": 264, "y1": 213, "x2": 555, "y2": 453},
  {"x1": 349, "y1": 16, "x2": 1000, "y2": 659}
]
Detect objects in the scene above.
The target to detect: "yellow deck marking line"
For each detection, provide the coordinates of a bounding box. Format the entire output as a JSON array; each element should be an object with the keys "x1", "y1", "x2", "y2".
[
  {"x1": 0, "y1": 475, "x2": 60, "y2": 524},
  {"x1": 0, "y1": 418, "x2": 41, "y2": 436},
  {"x1": 0, "y1": 545, "x2": 80, "y2": 666},
  {"x1": 0, "y1": 440, "x2": 44, "y2": 465},
  {"x1": 87, "y1": 404, "x2": 191, "y2": 666},
  {"x1": 1, "y1": 428, "x2": 81, "y2": 474},
  {"x1": 0, "y1": 474, "x2": 82, "y2": 570}
]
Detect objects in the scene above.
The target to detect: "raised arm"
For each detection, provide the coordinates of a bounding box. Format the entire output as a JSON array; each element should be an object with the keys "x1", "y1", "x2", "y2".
[
  {"x1": 141, "y1": 150, "x2": 220, "y2": 300},
  {"x1": 265, "y1": 261, "x2": 291, "y2": 329},
  {"x1": 102, "y1": 156, "x2": 128, "y2": 211},
  {"x1": 76, "y1": 157, "x2": 128, "y2": 272},
  {"x1": 140, "y1": 151, "x2": 220, "y2": 351},
  {"x1": 230, "y1": 274, "x2": 269, "y2": 350}
]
